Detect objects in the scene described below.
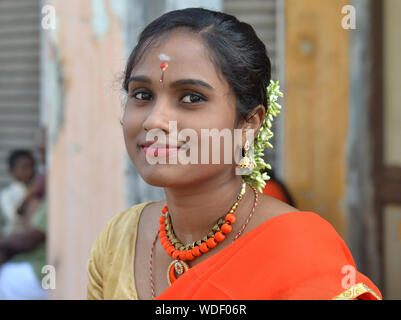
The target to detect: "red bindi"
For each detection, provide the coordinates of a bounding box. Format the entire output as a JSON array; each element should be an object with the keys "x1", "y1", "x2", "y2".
[{"x1": 160, "y1": 62, "x2": 169, "y2": 82}]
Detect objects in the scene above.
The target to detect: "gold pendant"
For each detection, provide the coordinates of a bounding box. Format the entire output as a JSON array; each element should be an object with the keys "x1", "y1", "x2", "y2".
[{"x1": 167, "y1": 260, "x2": 189, "y2": 285}]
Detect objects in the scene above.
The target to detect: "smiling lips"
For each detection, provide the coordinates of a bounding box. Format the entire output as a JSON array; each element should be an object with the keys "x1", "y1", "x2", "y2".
[{"x1": 141, "y1": 141, "x2": 182, "y2": 157}]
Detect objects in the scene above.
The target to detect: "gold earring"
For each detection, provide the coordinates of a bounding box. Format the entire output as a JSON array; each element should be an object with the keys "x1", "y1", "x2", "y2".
[{"x1": 236, "y1": 140, "x2": 254, "y2": 169}]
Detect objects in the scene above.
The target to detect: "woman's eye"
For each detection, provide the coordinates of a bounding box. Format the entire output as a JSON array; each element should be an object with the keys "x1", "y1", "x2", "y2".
[
  {"x1": 181, "y1": 94, "x2": 205, "y2": 104},
  {"x1": 132, "y1": 91, "x2": 152, "y2": 100}
]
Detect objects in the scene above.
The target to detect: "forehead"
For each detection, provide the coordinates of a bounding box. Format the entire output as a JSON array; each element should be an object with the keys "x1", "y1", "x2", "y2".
[{"x1": 131, "y1": 30, "x2": 227, "y2": 88}]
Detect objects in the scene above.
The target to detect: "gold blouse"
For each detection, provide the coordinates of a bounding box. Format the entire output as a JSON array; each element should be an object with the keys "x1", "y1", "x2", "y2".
[{"x1": 86, "y1": 201, "x2": 154, "y2": 300}]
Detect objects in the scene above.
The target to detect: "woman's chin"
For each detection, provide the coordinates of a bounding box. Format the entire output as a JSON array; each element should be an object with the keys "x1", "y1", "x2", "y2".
[
  {"x1": 138, "y1": 164, "x2": 185, "y2": 187},
  {"x1": 138, "y1": 162, "x2": 226, "y2": 189}
]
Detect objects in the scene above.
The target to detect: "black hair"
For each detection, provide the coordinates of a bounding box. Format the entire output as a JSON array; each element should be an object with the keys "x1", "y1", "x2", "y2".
[
  {"x1": 123, "y1": 7, "x2": 271, "y2": 124},
  {"x1": 7, "y1": 149, "x2": 35, "y2": 170}
]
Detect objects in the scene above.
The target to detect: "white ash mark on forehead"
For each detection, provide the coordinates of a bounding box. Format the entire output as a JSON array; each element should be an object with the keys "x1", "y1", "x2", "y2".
[{"x1": 158, "y1": 53, "x2": 171, "y2": 61}]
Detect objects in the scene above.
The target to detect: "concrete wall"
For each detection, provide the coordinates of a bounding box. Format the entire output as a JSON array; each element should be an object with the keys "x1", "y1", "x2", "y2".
[{"x1": 44, "y1": 0, "x2": 127, "y2": 299}]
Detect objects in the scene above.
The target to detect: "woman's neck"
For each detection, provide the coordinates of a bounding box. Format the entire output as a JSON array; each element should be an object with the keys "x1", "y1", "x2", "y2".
[{"x1": 163, "y1": 172, "x2": 251, "y2": 244}]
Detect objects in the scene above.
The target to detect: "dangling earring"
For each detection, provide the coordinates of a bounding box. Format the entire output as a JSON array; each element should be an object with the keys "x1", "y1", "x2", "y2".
[{"x1": 236, "y1": 140, "x2": 254, "y2": 170}]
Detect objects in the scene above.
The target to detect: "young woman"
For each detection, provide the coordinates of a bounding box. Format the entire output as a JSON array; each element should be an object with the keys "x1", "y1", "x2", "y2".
[{"x1": 86, "y1": 8, "x2": 382, "y2": 300}]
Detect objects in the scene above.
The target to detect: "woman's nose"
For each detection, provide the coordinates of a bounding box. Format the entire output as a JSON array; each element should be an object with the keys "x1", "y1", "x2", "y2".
[{"x1": 142, "y1": 98, "x2": 171, "y2": 134}]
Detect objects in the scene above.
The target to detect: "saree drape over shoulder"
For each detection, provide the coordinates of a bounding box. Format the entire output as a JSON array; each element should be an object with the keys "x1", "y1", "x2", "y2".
[{"x1": 86, "y1": 201, "x2": 382, "y2": 300}]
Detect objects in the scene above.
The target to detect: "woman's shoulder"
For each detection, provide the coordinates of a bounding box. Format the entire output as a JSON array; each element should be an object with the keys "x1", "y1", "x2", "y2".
[
  {"x1": 88, "y1": 201, "x2": 157, "y2": 253},
  {"x1": 254, "y1": 194, "x2": 348, "y2": 255},
  {"x1": 257, "y1": 193, "x2": 333, "y2": 226},
  {"x1": 108, "y1": 201, "x2": 154, "y2": 227},
  {"x1": 101, "y1": 201, "x2": 157, "y2": 242}
]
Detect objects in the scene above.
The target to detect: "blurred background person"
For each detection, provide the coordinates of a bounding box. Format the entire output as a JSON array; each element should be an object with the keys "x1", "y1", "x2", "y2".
[
  {"x1": 0, "y1": 128, "x2": 47, "y2": 299},
  {"x1": 0, "y1": 150, "x2": 37, "y2": 237}
]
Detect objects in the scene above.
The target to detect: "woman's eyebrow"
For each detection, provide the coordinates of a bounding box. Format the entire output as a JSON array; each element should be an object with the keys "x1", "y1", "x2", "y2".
[
  {"x1": 170, "y1": 79, "x2": 214, "y2": 90},
  {"x1": 128, "y1": 75, "x2": 152, "y2": 84},
  {"x1": 128, "y1": 75, "x2": 214, "y2": 90}
]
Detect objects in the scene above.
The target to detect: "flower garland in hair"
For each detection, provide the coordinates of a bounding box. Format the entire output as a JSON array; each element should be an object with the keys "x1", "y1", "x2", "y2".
[{"x1": 242, "y1": 80, "x2": 283, "y2": 193}]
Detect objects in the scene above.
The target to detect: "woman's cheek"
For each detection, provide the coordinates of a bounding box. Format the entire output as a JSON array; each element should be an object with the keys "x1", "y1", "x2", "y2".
[{"x1": 122, "y1": 109, "x2": 142, "y2": 137}]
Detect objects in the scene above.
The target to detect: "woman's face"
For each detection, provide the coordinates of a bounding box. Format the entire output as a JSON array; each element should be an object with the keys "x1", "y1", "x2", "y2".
[{"x1": 122, "y1": 30, "x2": 242, "y2": 188}]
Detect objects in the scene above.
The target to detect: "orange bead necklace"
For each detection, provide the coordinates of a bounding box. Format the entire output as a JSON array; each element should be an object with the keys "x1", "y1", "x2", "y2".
[{"x1": 149, "y1": 181, "x2": 259, "y2": 299}]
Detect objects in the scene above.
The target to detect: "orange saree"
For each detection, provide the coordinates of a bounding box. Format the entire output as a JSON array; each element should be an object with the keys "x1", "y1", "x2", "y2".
[{"x1": 157, "y1": 211, "x2": 382, "y2": 300}]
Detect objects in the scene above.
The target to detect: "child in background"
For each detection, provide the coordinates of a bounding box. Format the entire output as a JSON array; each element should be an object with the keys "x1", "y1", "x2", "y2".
[
  {"x1": 0, "y1": 128, "x2": 48, "y2": 300},
  {"x1": 0, "y1": 150, "x2": 36, "y2": 236}
]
